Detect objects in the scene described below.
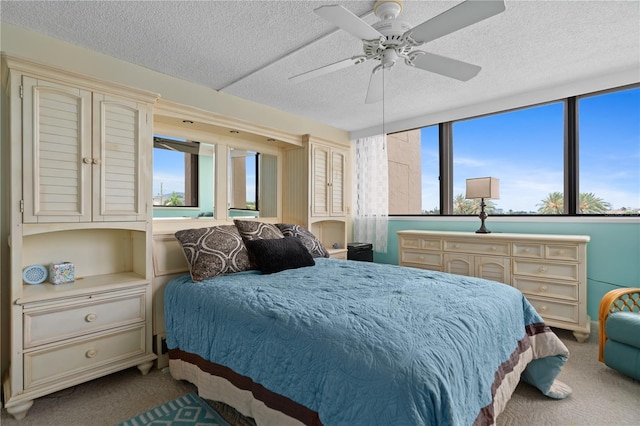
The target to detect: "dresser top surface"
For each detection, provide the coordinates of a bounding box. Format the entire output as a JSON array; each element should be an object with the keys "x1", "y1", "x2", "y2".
[{"x1": 396, "y1": 230, "x2": 590, "y2": 243}]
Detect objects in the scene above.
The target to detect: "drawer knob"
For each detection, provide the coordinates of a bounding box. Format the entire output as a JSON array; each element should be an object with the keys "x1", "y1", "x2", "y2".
[
  {"x1": 558, "y1": 250, "x2": 565, "y2": 255},
  {"x1": 85, "y1": 349, "x2": 98, "y2": 358},
  {"x1": 538, "y1": 305, "x2": 548, "y2": 312},
  {"x1": 540, "y1": 285, "x2": 548, "y2": 292},
  {"x1": 82, "y1": 157, "x2": 92, "y2": 164},
  {"x1": 454, "y1": 244, "x2": 460, "y2": 249},
  {"x1": 85, "y1": 313, "x2": 97, "y2": 322},
  {"x1": 524, "y1": 248, "x2": 530, "y2": 253},
  {"x1": 419, "y1": 255, "x2": 425, "y2": 260},
  {"x1": 490, "y1": 246, "x2": 496, "y2": 251},
  {"x1": 538, "y1": 266, "x2": 547, "y2": 273}
]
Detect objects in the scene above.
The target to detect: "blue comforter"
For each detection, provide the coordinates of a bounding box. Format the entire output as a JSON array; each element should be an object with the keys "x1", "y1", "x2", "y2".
[{"x1": 165, "y1": 258, "x2": 569, "y2": 425}]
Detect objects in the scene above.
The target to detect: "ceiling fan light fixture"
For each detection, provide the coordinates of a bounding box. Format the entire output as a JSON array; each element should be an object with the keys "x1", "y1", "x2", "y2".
[{"x1": 373, "y1": 0, "x2": 403, "y2": 20}]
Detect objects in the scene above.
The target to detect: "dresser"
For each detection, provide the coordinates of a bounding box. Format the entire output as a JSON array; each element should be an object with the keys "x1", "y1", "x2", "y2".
[{"x1": 397, "y1": 230, "x2": 591, "y2": 342}]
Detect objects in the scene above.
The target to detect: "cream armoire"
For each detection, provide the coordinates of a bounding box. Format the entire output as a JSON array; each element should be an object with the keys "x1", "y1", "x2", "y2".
[{"x1": 2, "y1": 56, "x2": 158, "y2": 420}]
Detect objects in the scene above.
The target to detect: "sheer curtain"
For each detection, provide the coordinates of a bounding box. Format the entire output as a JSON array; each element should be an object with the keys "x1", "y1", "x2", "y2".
[{"x1": 353, "y1": 134, "x2": 389, "y2": 253}]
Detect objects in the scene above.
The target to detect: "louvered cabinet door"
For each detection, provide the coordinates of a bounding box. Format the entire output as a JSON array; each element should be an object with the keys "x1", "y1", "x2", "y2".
[
  {"x1": 92, "y1": 94, "x2": 148, "y2": 221},
  {"x1": 311, "y1": 145, "x2": 331, "y2": 216},
  {"x1": 22, "y1": 77, "x2": 93, "y2": 223},
  {"x1": 330, "y1": 149, "x2": 346, "y2": 216}
]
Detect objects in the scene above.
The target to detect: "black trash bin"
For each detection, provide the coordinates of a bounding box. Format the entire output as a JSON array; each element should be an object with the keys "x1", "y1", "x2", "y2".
[{"x1": 347, "y1": 243, "x2": 373, "y2": 262}]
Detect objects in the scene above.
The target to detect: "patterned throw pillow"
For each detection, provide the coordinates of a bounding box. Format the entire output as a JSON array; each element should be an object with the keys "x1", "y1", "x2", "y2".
[
  {"x1": 174, "y1": 225, "x2": 253, "y2": 282},
  {"x1": 244, "y1": 236, "x2": 315, "y2": 274},
  {"x1": 275, "y1": 223, "x2": 330, "y2": 258},
  {"x1": 233, "y1": 220, "x2": 284, "y2": 241}
]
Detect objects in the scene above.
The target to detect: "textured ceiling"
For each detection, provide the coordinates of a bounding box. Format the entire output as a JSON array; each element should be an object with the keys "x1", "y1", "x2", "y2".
[{"x1": 2, "y1": 0, "x2": 639, "y2": 135}]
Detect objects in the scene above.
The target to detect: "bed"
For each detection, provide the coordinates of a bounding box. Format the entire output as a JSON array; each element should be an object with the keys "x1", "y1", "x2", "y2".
[{"x1": 164, "y1": 225, "x2": 571, "y2": 426}]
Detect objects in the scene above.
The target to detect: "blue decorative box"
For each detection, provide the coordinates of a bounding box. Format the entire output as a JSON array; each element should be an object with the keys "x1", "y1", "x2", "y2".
[{"x1": 49, "y1": 262, "x2": 75, "y2": 284}]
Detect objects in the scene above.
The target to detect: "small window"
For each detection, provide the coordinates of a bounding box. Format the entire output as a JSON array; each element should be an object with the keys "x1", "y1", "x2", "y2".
[
  {"x1": 228, "y1": 148, "x2": 259, "y2": 214},
  {"x1": 153, "y1": 136, "x2": 200, "y2": 207}
]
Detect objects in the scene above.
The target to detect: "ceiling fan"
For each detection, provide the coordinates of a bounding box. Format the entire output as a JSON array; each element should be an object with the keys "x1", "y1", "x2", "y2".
[{"x1": 290, "y1": 0, "x2": 506, "y2": 104}]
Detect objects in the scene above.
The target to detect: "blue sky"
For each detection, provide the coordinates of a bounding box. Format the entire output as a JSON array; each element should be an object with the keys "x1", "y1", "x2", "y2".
[{"x1": 420, "y1": 87, "x2": 639, "y2": 213}]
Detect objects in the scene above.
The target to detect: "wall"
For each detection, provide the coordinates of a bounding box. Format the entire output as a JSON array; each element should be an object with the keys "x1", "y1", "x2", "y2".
[{"x1": 375, "y1": 217, "x2": 640, "y2": 323}]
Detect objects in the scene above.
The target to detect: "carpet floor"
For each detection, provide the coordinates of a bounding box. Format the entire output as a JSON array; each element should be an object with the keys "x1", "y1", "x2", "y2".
[{"x1": 1, "y1": 327, "x2": 639, "y2": 425}]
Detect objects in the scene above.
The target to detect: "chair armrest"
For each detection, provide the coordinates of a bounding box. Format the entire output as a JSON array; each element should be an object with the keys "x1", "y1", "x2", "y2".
[{"x1": 598, "y1": 288, "x2": 640, "y2": 362}]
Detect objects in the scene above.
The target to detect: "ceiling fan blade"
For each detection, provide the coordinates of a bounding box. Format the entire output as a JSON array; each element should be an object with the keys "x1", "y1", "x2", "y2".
[
  {"x1": 411, "y1": 52, "x2": 481, "y2": 81},
  {"x1": 409, "y1": 0, "x2": 506, "y2": 44},
  {"x1": 315, "y1": 5, "x2": 383, "y2": 41},
  {"x1": 365, "y1": 67, "x2": 384, "y2": 104},
  {"x1": 289, "y1": 56, "x2": 366, "y2": 83}
]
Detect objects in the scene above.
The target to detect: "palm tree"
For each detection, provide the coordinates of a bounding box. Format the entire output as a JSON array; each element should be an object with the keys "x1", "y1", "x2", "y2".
[
  {"x1": 537, "y1": 192, "x2": 564, "y2": 214},
  {"x1": 579, "y1": 192, "x2": 611, "y2": 213},
  {"x1": 453, "y1": 194, "x2": 497, "y2": 215},
  {"x1": 164, "y1": 192, "x2": 184, "y2": 206},
  {"x1": 538, "y1": 192, "x2": 611, "y2": 214}
]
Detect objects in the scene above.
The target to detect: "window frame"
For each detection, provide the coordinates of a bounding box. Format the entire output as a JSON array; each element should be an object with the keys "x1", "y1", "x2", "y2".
[{"x1": 388, "y1": 83, "x2": 639, "y2": 217}]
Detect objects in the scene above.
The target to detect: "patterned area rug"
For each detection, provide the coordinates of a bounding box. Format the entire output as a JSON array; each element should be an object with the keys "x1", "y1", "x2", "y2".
[{"x1": 118, "y1": 392, "x2": 230, "y2": 426}]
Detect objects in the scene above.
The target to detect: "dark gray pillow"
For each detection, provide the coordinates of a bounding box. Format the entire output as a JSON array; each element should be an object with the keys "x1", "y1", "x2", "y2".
[
  {"x1": 244, "y1": 236, "x2": 315, "y2": 275},
  {"x1": 233, "y1": 219, "x2": 284, "y2": 241},
  {"x1": 174, "y1": 225, "x2": 252, "y2": 282},
  {"x1": 275, "y1": 223, "x2": 330, "y2": 258}
]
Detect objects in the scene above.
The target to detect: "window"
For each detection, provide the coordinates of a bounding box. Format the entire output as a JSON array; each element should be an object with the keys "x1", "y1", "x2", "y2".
[
  {"x1": 227, "y1": 148, "x2": 278, "y2": 218},
  {"x1": 228, "y1": 148, "x2": 259, "y2": 213},
  {"x1": 578, "y1": 87, "x2": 640, "y2": 214},
  {"x1": 153, "y1": 136, "x2": 199, "y2": 207},
  {"x1": 152, "y1": 135, "x2": 216, "y2": 218},
  {"x1": 453, "y1": 102, "x2": 564, "y2": 215},
  {"x1": 387, "y1": 85, "x2": 639, "y2": 216}
]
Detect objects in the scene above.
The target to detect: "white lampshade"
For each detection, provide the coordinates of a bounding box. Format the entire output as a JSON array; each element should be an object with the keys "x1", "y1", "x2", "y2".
[{"x1": 466, "y1": 177, "x2": 500, "y2": 200}]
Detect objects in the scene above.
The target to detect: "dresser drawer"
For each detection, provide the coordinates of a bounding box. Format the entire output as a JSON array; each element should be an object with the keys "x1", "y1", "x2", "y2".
[
  {"x1": 400, "y1": 250, "x2": 442, "y2": 268},
  {"x1": 546, "y1": 244, "x2": 579, "y2": 261},
  {"x1": 512, "y1": 243, "x2": 544, "y2": 258},
  {"x1": 525, "y1": 296, "x2": 579, "y2": 325},
  {"x1": 512, "y1": 259, "x2": 579, "y2": 281},
  {"x1": 512, "y1": 277, "x2": 578, "y2": 302},
  {"x1": 400, "y1": 236, "x2": 442, "y2": 251},
  {"x1": 444, "y1": 240, "x2": 509, "y2": 256},
  {"x1": 24, "y1": 325, "x2": 146, "y2": 389},
  {"x1": 24, "y1": 291, "x2": 146, "y2": 348}
]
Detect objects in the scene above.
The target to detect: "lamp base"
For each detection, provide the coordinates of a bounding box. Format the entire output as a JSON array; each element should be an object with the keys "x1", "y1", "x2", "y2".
[{"x1": 476, "y1": 198, "x2": 491, "y2": 234}]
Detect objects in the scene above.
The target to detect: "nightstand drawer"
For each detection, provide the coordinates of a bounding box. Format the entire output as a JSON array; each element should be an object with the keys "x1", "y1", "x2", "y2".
[
  {"x1": 401, "y1": 250, "x2": 442, "y2": 268},
  {"x1": 512, "y1": 259, "x2": 579, "y2": 281},
  {"x1": 444, "y1": 240, "x2": 509, "y2": 256},
  {"x1": 24, "y1": 291, "x2": 146, "y2": 348},
  {"x1": 512, "y1": 276, "x2": 578, "y2": 302},
  {"x1": 526, "y1": 296, "x2": 579, "y2": 324},
  {"x1": 24, "y1": 325, "x2": 146, "y2": 389}
]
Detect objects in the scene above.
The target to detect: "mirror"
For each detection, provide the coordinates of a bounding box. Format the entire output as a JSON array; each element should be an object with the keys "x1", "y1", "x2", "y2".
[
  {"x1": 153, "y1": 135, "x2": 216, "y2": 218},
  {"x1": 228, "y1": 148, "x2": 277, "y2": 218}
]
